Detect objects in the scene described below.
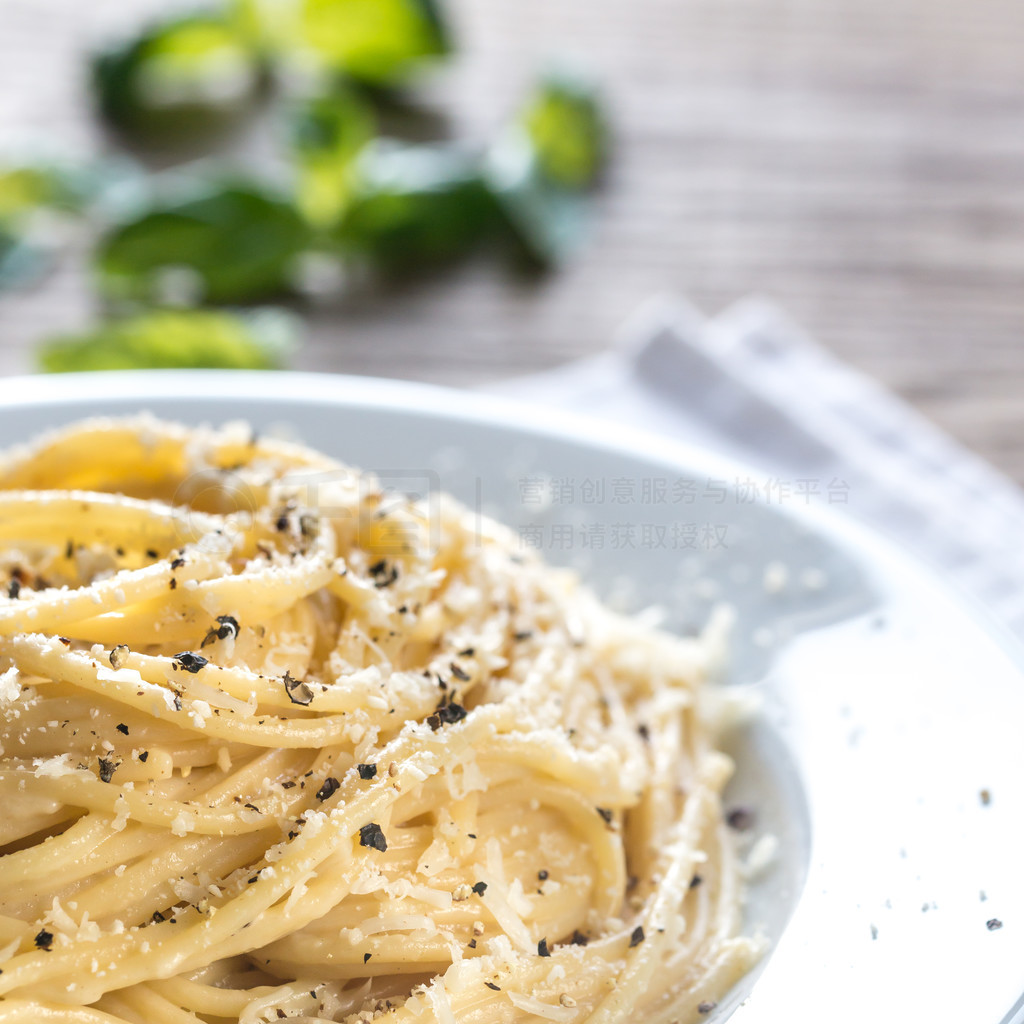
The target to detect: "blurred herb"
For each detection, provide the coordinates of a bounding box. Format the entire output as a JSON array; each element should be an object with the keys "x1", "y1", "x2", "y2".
[
  {"x1": 290, "y1": 87, "x2": 376, "y2": 228},
  {"x1": 11, "y1": 0, "x2": 611, "y2": 372},
  {"x1": 522, "y1": 73, "x2": 607, "y2": 190},
  {"x1": 38, "y1": 307, "x2": 298, "y2": 372},
  {"x1": 0, "y1": 227, "x2": 45, "y2": 291},
  {"x1": 97, "y1": 181, "x2": 313, "y2": 304},
  {"x1": 228, "y1": 0, "x2": 290, "y2": 54},
  {"x1": 0, "y1": 166, "x2": 75, "y2": 221},
  {"x1": 485, "y1": 136, "x2": 590, "y2": 270},
  {"x1": 335, "y1": 142, "x2": 496, "y2": 274},
  {"x1": 93, "y1": 13, "x2": 264, "y2": 144},
  {"x1": 0, "y1": 168, "x2": 59, "y2": 289},
  {"x1": 485, "y1": 73, "x2": 608, "y2": 269},
  {"x1": 298, "y1": 0, "x2": 450, "y2": 84},
  {"x1": 0, "y1": 158, "x2": 135, "y2": 221},
  {"x1": 0, "y1": 161, "x2": 104, "y2": 290}
]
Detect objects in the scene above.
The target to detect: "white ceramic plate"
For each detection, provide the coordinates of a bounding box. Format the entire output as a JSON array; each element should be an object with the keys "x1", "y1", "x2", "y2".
[{"x1": 2, "y1": 371, "x2": 1022, "y2": 1023}]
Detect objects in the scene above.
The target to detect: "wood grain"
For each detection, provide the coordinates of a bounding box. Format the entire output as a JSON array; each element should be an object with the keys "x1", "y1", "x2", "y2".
[{"x1": 2, "y1": 0, "x2": 1023, "y2": 480}]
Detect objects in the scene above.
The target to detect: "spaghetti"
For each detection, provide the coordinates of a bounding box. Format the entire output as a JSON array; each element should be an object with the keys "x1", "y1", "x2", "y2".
[{"x1": 0, "y1": 417, "x2": 760, "y2": 1023}]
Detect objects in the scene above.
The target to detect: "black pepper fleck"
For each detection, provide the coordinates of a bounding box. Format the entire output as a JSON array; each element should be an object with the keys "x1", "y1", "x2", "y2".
[
  {"x1": 357, "y1": 763, "x2": 377, "y2": 780},
  {"x1": 98, "y1": 756, "x2": 118, "y2": 783},
  {"x1": 170, "y1": 557, "x2": 185, "y2": 570},
  {"x1": 172, "y1": 652, "x2": 208, "y2": 674},
  {"x1": 450, "y1": 663, "x2": 470, "y2": 682},
  {"x1": 726, "y1": 807, "x2": 754, "y2": 831},
  {"x1": 629, "y1": 926, "x2": 645, "y2": 947},
  {"x1": 537, "y1": 938, "x2": 551, "y2": 957},
  {"x1": 571, "y1": 930, "x2": 589, "y2": 946},
  {"x1": 316, "y1": 777, "x2": 340, "y2": 802},
  {"x1": 202, "y1": 615, "x2": 240, "y2": 648},
  {"x1": 596, "y1": 807, "x2": 613, "y2": 824},
  {"x1": 7, "y1": 579, "x2": 20, "y2": 599},
  {"x1": 538, "y1": 870, "x2": 549, "y2": 881},
  {"x1": 472, "y1": 881, "x2": 487, "y2": 896},
  {"x1": 359, "y1": 822, "x2": 388, "y2": 852},
  {"x1": 364, "y1": 952, "x2": 372, "y2": 963},
  {"x1": 116, "y1": 723, "x2": 129, "y2": 736},
  {"x1": 987, "y1": 918, "x2": 1003, "y2": 931},
  {"x1": 485, "y1": 982, "x2": 500, "y2": 991},
  {"x1": 369, "y1": 559, "x2": 399, "y2": 588},
  {"x1": 139, "y1": 750, "x2": 149, "y2": 762},
  {"x1": 689, "y1": 875, "x2": 703, "y2": 889},
  {"x1": 34, "y1": 929, "x2": 53, "y2": 951},
  {"x1": 697, "y1": 1002, "x2": 717, "y2": 1015},
  {"x1": 427, "y1": 701, "x2": 468, "y2": 731},
  {"x1": 283, "y1": 671, "x2": 315, "y2": 706}
]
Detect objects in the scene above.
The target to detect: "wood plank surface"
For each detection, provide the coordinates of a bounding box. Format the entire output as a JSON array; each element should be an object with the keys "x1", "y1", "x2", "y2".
[{"x1": 2, "y1": 0, "x2": 1023, "y2": 480}]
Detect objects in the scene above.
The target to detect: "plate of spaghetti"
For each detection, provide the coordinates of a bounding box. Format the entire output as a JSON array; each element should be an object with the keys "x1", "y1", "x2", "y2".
[{"x1": 0, "y1": 371, "x2": 1021, "y2": 1024}]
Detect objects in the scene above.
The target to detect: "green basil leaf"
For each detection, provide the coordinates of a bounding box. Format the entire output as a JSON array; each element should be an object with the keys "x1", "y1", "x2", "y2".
[
  {"x1": 0, "y1": 226, "x2": 50, "y2": 291},
  {"x1": 0, "y1": 165, "x2": 68, "y2": 292},
  {"x1": 97, "y1": 181, "x2": 313, "y2": 304},
  {"x1": 482, "y1": 70, "x2": 607, "y2": 269},
  {"x1": 0, "y1": 159, "x2": 110, "y2": 222},
  {"x1": 522, "y1": 72, "x2": 608, "y2": 190},
  {"x1": 0, "y1": 161, "x2": 109, "y2": 290},
  {"x1": 290, "y1": 87, "x2": 377, "y2": 228},
  {"x1": 38, "y1": 307, "x2": 299, "y2": 373},
  {"x1": 335, "y1": 142, "x2": 496, "y2": 273},
  {"x1": 299, "y1": 0, "x2": 450, "y2": 84},
  {"x1": 0, "y1": 167, "x2": 65, "y2": 222},
  {"x1": 92, "y1": 13, "x2": 263, "y2": 143},
  {"x1": 484, "y1": 129, "x2": 589, "y2": 270}
]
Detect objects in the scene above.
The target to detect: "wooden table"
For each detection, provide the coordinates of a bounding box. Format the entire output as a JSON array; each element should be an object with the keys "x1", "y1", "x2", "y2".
[{"x1": 3, "y1": 0, "x2": 1024, "y2": 480}]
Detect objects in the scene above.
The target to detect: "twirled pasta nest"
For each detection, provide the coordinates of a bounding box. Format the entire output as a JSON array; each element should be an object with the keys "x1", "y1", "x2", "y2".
[{"x1": 0, "y1": 417, "x2": 760, "y2": 1024}]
